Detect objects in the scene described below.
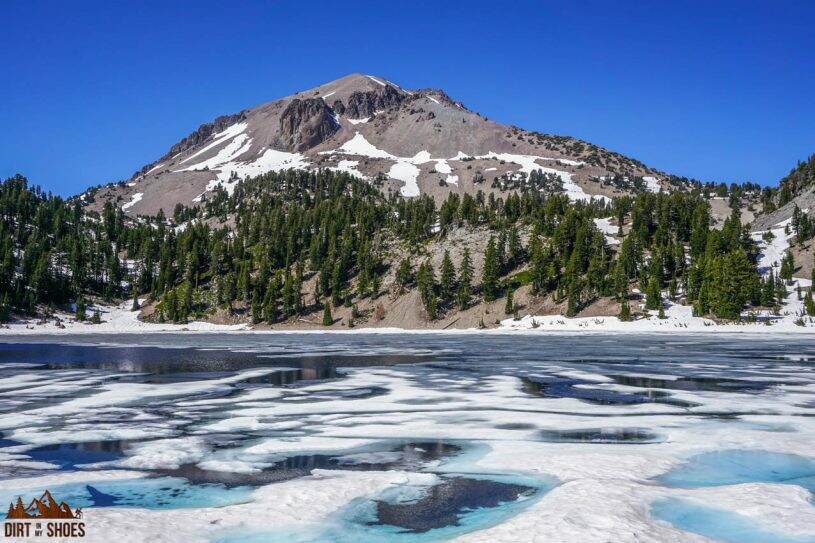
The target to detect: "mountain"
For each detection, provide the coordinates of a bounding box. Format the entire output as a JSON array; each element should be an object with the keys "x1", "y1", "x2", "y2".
[{"x1": 84, "y1": 73, "x2": 665, "y2": 216}]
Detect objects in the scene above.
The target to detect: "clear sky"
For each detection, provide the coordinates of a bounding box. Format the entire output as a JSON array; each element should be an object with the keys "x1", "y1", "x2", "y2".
[{"x1": 2, "y1": 0, "x2": 814, "y2": 196}]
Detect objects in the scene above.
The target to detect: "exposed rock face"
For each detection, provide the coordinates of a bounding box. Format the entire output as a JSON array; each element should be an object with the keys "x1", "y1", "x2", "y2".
[
  {"x1": 344, "y1": 84, "x2": 405, "y2": 118},
  {"x1": 276, "y1": 98, "x2": 339, "y2": 152},
  {"x1": 332, "y1": 99, "x2": 346, "y2": 116}
]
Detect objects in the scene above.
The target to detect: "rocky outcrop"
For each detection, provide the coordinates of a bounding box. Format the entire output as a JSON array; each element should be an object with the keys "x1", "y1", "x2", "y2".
[
  {"x1": 276, "y1": 98, "x2": 339, "y2": 152},
  {"x1": 332, "y1": 99, "x2": 346, "y2": 116},
  {"x1": 344, "y1": 84, "x2": 405, "y2": 119}
]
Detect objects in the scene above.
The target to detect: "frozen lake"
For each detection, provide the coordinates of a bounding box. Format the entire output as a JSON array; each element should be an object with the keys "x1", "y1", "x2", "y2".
[{"x1": 1, "y1": 333, "x2": 814, "y2": 542}]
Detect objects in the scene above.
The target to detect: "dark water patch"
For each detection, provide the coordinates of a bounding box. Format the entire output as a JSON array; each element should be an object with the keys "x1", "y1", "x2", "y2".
[
  {"x1": 494, "y1": 423, "x2": 537, "y2": 430},
  {"x1": 85, "y1": 485, "x2": 119, "y2": 506},
  {"x1": 539, "y1": 427, "x2": 661, "y2": 443},
  {"x1": 374, "y1": 477, "x2": 533, "y2": 532},
  {"x1": 26, "y1": 440, "x2": 131, "y2": 469},
  {"x1": 0, "y1": 343, "x2": 430, "y2": 379},
  {"x1": 609, "y1": 374, "x2": 799, "y2": 393},
  {"x1": 522, "y1": 377, "x2": 697, "y2": 407},
  {"x1": 0, "y1": 432, "x2": 20, "y2": 448}
]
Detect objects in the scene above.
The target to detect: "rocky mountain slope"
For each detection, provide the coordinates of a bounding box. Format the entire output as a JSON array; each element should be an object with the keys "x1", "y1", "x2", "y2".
[{"x1": 85, "y1": 74, "x2": 667, "y2": 216}]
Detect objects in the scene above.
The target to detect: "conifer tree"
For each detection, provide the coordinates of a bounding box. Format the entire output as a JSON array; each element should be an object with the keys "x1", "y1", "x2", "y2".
[
  {"x1": 322, "y1": 301, "x2": 333, "y2": 326},
  {"x1": 0, "y1": 293, "x2": 10, "y2": 323},
  {"x1": 439, "y1": 250, "x2": 456, "y2": 305},
  {"x1": 263, "y1": 275, "x2": 281, "y2": 324},
  {"x1": 619, "y1": 298, "x2": 632, "y2": 321},
  {"x1": 645, "y1": 274, "x2": 661, "y2": 311},
  {"x1": 75, "y1": 297, "x2": 86, "y2": 321},
  {"x1": 396, "y1": 258, "x2": 412, "y2": 291},
  {"x1": 457, "y1": 248, "x2": 474, "y2": 310},
  {"x1": 482, "y1": 237, "x2": 500, "y2": 301},
  {"x1": 504, "y1": 287, "x2": 514, "y2": 315},
  {"x1": 805, "y1": 288, "x2": 815, "y2": 317},
  {"x1": 780, "y1": 252, "x2": 794, "y2": 284}
]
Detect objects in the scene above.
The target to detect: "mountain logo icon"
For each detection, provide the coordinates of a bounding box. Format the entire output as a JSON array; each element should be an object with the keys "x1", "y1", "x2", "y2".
[
  {"x1": 6, "y1": 490, "x2": 82, "y2": 520},
  {"x1": 5, "y1": 489, "x2": 86, "y2": 539}
]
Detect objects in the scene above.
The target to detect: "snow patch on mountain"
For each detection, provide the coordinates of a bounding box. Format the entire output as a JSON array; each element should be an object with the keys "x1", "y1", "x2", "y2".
[
  {"x1": 434, "y1": 160, "x2": 452, "y2": 174},
  {"x1": 347, "y1": 117, "x2": 369, "y2": 125},
  {"x1": 337, "y1": 133, "x2": 395, "y2": 159},
  {"x1": 326, "y1": 133, "x2": 438, "y2": 196},
  {"x1": 593, "y1": 217, "x2": 620, "y2": 245},
  {"x1": 644, "y1": 176, "x2": 662, "y2": 193},
  {"x1": 192, "y1": 148, "x2": 310, "y2": 202},
  {"x1": 180, "y1": 122, "x2": 248, "y2": 165},
  {"x1": 553, "y1": 158, "x2": 585, "y2": 166},
  {"x1": 325, "y1": 135, "x2": 607, "y2": 200},
  {"x1": 751, "y1": 219, "x2": 794, "y2": 275},
  {"x1": 330, "y1": 160, "x2": 368, "y2": 179},
  {"x1": 366, "y1": 75, "x2": 386, "y2": 87},
  {"x1": 181, "y1": 133, "x2": 252, "y2": 173},
  {"x1": 457, "y1": 151, "x2": 608, "y2": 203},
  {"x1": 121, "y1": 192, "x2": 143, "y2": 211},
  {"x1": 389, "y1": 162, "x2": 422, "y2": 196}
]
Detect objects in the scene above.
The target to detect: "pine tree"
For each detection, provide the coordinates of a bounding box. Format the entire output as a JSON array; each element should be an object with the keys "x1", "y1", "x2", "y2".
[
  {"x1": 780, "y1": 252, "x2": 794, "y2": 284},
  {"x1": 439, "y1": 250, "x2": 456, "y2": 305},
  {"x1": 75, "y1": 297, "x2": 86, "y2": 321},
  {"x1": 396, "y1": 258, "x2": 412, "y2": 291},
  {"x1": 504, "y1": 287, "x2": 514, "y2": 315},
  {"x1": 457, "y1": 248, "x2": 473, "y2": 310},
  {"x1": 482, "y1": 237, "x2": 500, "y2": 301},
  {"x1": 0, "y1": 293, "x2": 9, "y2": 323},
  {"x1": 761, "y1": 270, "x2": 776, "y2": 306},
  {"x1": 251, "y1": 285, "x2": 263, "y2": 323},
  {"x1": 263, "y1": 275, "x2": 281, "y2": 324},
  {"x1": 645, "y1": 274, "x2": 661, "y2": 311},
  {"x1": 322, "y1": 301, "x2": 333, "y2": 326},
  {"x1": 566, "y1": 278, "x2": 581, "y2": 317},
  {"x1": 619, "y1": 299, "x2": 632, "y2": 321},
  {"x1": 90, "y1": 309, "x2": 101, "y2": 324},
  {"x1": 804, "y1": 288, "x2": 815, "y2": 316}
]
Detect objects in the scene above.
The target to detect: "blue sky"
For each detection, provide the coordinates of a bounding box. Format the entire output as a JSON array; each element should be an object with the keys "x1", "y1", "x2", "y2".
[{"x1": 2, "y1": 0, "x2": 814, "y2": 196}]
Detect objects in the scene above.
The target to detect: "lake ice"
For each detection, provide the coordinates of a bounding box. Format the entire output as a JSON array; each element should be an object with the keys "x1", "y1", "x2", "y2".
[{"x1": 1, "y1": 333, "x2": 814, "y2": 542}]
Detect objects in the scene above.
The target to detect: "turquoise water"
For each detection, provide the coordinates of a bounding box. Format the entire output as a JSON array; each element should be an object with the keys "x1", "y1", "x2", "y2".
[
  {"x1": 658, "y1": 450, "x2": 815, "y2": 493},
  {"x1": 652, "y1": 498, "x2": 815, "y2": 543},
  {"x1": 215, "y1": 473, "x2": 556, "y2": 543}
]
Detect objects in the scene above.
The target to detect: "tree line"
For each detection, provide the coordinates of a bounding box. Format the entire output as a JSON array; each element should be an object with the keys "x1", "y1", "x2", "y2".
[{"x1": 1, "y1": 168, "x2": 812, "y2": 325}]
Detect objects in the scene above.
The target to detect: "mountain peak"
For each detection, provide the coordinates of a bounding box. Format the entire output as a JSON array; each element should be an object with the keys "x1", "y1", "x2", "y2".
[{"x1": 87, "y1": 74, "x2": 661, "y2": 216}]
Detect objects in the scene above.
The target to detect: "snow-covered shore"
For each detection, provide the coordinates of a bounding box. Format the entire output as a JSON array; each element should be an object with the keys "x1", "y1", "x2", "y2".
[{"x1": 1, "y1": 294, "x2": 813, "y2": 336}]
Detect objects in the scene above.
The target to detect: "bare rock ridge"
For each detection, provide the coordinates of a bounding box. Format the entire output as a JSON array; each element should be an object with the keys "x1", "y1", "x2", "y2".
[
  {"x1": 88, "y1": 73, "x2": 669, "y2": 217},
  {"x1": 277, "y1": 98, "x2": 339, "y2": 152},
  {"x1": 343, "y1": 84, "x2": 406, "y2": 118}
]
